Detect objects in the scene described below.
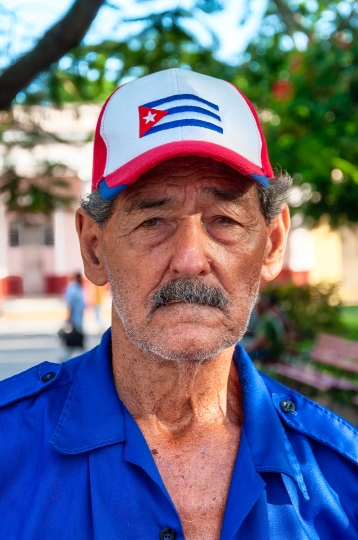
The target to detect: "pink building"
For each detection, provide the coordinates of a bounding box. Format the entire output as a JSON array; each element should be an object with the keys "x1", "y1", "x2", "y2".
[
  {"x1": 0, "y1": 181, "x2": 84, "y2": 295},
  {"x1": 0, "y1": 105, "x2": 97, "y2": 296}
]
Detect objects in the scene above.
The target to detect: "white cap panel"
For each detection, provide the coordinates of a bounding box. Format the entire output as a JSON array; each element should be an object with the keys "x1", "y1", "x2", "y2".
[
  {"x1": 101, "y1": 70, "x2": 178, "y2": 176},
  {"x1": 175, "y1": 70, "x2": 261, "y2": 166},
  {"x1": 101, "y1": 69, "x2": 262, "y2": 177}
]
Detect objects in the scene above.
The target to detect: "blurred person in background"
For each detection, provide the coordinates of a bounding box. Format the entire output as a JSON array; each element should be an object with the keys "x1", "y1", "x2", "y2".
[
  {"x1": 65, "y1": 272, "x2": 85, "y2": 333},
  {"x1": 245, "y1": 295, "x2": 285, "y2": 362},
  {"x1": 59, "y1": 272, "x2": 86, "y2": 359},
  {"x1": 0, "y1": 70, "x2": 357, "y2": 540},
  {"x1": 265, "y1": 292, "x2": 299, "y2": 354}
]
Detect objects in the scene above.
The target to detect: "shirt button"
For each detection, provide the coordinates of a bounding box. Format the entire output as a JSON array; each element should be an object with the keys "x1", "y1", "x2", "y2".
[
  {"x1": 280, "y1": 400, "x2": 296, "y2": 413},
  {"x1": 41, "y1": 372, "x2": 56, "y2": 383},
  {"x1": 159, "y1": 528, "x2": 176, "y2": 540}
]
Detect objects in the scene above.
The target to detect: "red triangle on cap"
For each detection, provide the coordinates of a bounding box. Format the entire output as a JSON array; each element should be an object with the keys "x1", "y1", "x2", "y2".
[{"x1": 138, "y1": 106, "x2": 168, "y2": 137}]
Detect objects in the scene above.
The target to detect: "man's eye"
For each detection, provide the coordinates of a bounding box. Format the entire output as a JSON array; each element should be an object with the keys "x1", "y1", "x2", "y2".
[
  {"x1": 214, "y1": 216, "x2": 235, "y2": 225},
  {"x1": 141, "y1": 218, "x2": 161, "y2": 227}
]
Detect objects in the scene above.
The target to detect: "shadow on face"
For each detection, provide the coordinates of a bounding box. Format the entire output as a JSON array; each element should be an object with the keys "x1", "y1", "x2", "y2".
[
  {"x1": 75, "y1": 155, "x2": 289, "y2": 362},
  {"x1": 97, "y1": 156, "x2": 271, "y2": 361},
  {"x1": 117, "y1": 156, "x2": 258, "y2": 214}
]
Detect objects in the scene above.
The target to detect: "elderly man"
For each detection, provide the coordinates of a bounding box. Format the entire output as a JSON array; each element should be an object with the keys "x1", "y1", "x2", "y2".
[{"x1": 0, "y1": 69, "x2": 357, "y2": 540}]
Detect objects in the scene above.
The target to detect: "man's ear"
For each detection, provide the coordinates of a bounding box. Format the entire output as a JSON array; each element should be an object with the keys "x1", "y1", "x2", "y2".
[
  {"x1": 75, "y1": 208, "x2": 108, "y2": 286},
  {"x1": 261, "y1": 205, "x2": 290, "y2": 282}
]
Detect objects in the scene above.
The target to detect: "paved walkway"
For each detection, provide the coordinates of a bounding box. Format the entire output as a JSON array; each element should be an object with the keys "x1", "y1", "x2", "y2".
[{"x1": 0, "y1": 295, "x2": 111, "y2": 380}]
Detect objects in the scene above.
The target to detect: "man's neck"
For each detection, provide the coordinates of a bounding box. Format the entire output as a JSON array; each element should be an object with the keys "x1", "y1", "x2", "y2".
[
  {"x1": 110, "y1": 311, "x2": 243, "y2": 540},
  {"x1": 110, "y1": 316, "x2": 242, "y2": 438}
]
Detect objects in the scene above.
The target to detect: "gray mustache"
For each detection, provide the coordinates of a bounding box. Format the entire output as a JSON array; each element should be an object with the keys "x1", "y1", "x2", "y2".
[{"x1": 151, "y1": 279, "x2": 229, "y2": 312}]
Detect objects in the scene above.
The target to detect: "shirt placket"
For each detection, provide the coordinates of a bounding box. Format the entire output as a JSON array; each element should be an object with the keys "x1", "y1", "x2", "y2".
[
  {"x1": 122, "y1": 406, "x2": 185, "y2": 540},
  {"x1": 219, "y1": 427, "x2": 266, "y2": 539}
]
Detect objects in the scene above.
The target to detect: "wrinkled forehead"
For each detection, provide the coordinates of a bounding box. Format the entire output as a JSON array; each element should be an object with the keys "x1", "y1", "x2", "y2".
[{"x1": 118, "y1": 156, "x2": 258, "y2": 210}]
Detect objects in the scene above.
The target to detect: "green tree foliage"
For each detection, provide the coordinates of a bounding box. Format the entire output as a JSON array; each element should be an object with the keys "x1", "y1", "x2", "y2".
[
  {"x1": 2, "y1": 1, "x2": 358, "y2": 224},
  {"x1": 0, "y1": 9, "x2": 228, "y2": 214},
  {"x1": 0, "y1": 0, "x2": 106, "y2": 110},
  {"x1": 0, "y1": 110, "x2": 75, "y2": 215},
  {"x1": 263, "y1": 282, "x2": 343, "y2": 338},
  {"x1": 20, "y1": 10, "x2": 234, "y2": 105},
  {"x1": 235, "y1": 1, "x2": 358, "y2": 227},
  {"x1": 0, "y1": 165, "x2": 73, "y2": 216}
]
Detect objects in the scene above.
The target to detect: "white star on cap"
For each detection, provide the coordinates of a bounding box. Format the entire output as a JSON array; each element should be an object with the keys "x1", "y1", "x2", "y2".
[{"x1": 143, "y1": 111, "x2": 156, "y2": 124}]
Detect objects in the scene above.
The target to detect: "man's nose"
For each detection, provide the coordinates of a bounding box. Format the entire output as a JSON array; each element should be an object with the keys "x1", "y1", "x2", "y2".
[{"x1": 169, "y1": 216, "x2": 211, "y2": 278}]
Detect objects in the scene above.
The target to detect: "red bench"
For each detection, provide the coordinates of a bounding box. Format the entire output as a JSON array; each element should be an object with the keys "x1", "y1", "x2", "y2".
[
  {"x1": 270, "y1": 333, "x2": 358, "y2": 393},
  {"x1": 311, "y1": 333, "x2": 358, "y2": 373}
]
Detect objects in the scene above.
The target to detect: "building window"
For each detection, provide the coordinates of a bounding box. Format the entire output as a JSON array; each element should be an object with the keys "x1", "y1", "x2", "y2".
[
  {"x1": 44, "y1": 226, "x2": 54, "y2": 246},
  {"x1": 8, "y1": 221, "x2": 55, "y2": 246},
  {"x1": 9, "y1": 224, "x2": 19, "y2": 247}
]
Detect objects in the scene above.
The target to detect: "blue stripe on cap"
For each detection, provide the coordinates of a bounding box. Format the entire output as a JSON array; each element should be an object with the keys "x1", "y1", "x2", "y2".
[
  {"x1": 166, "y1": 105, "x2": 221, "y2": 122},
  {"x1": 143, "y1": 118, "x2": 223, "y2": 137},
  {"x1": 99, "y1": 179, "x2": 128, "y2": 200},
  {"x1": 143, "y1": 94, "x2": 219, "y2": 111},
  {"x1": 251, "y1": 173, "x2": 270, "y2": 187}
]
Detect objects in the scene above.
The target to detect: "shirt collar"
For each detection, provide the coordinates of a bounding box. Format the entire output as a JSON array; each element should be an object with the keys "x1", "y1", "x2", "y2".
[
  {"x1": 50, "y1": 329, "x2": 307, "y2": 498},
  {"x1": 50, "y1": 329, "x2": 125, "y2": 454},
  {"x1": 234, "y1": 343, "x2": 309, "y2": 500}
]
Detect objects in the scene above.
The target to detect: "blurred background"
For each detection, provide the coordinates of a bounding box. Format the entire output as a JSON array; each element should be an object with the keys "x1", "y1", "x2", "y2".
[{"x1": 0, "y1": 0, "x2": 358, "y2": 423}]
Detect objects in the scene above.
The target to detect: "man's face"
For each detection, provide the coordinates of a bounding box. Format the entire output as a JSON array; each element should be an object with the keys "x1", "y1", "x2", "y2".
[{"x1": 101, "y1": 157, "x2": 269, "y2": 361}]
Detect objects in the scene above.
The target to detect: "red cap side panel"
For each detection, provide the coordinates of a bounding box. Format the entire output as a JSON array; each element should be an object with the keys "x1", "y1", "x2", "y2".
[
  {"x1": 230, "y1": 83, "x2": 274, "y2": 179},
  {"x1": 92, "y1": 87, "x2": 123, "y2": 191}
]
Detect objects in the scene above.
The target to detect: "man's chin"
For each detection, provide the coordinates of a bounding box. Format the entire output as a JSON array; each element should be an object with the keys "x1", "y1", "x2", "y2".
[
  {"x1": 130, "y1": 327, "x2": 238, "y2": 362},
  {"x1": 114, "y1": 303, "x2": 244, "y2": 361},
  {"x1": 142, "y1": 342, "x2": 231, "y2": 362}
]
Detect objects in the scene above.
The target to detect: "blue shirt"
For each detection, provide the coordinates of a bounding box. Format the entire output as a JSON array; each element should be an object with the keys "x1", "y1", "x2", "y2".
[{"x1": 0, "y1": 328, "x2": 357, "y2": 539}]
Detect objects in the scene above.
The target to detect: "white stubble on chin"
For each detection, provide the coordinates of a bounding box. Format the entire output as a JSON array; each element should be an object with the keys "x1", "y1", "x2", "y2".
[{"x1": 103, "y1": 248, "x2": 260, "y2": 362}]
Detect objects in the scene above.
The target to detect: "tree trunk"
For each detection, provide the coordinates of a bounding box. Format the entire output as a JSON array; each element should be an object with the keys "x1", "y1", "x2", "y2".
[{"x1": 0, "y1": 0, "x2": 105, "y2": 110}]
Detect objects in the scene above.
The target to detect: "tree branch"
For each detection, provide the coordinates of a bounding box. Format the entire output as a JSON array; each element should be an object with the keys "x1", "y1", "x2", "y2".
[
  {"x1": 0, "y1": 0, "x2": 105, "y2": 110},
  {"x1": 272, "y1": 0, "x2": 310, "y2": 38}
]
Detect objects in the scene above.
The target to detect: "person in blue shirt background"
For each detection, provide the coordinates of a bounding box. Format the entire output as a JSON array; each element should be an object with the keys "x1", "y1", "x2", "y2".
[
  {"x1": 65, "y1": 272, "x2": 86, "y2": 334},
  {"x1": 60, "y1": 272, "x2": 86, "y2": 359},
  {"x1": 0, "y1": 69, "x2": 357, "y2": 540}
]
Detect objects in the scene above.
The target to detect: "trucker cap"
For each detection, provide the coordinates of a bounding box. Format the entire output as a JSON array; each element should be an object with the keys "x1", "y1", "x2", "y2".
[{"x1": 92, "y1": 68, "x2": 274, "y2": 200}]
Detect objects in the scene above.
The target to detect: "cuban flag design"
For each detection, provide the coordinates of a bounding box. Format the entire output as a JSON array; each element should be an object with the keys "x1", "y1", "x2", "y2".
[
  {"x1": 138, "y1": 94, "x2": 223, "y2": 138},
  {"x1": 93, "y1": 69, "x2": 275, "y2": 199}
]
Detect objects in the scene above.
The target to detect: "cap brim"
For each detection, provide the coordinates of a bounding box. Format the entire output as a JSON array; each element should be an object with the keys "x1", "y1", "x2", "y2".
[{"x1": 98, "y1": 141, "x2": 271, "y2": 200}]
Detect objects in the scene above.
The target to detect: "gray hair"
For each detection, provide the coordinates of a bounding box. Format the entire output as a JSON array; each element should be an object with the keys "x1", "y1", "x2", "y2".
[{"x1": 80, "y1": 170, "x2": 292, "y2": 227}]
